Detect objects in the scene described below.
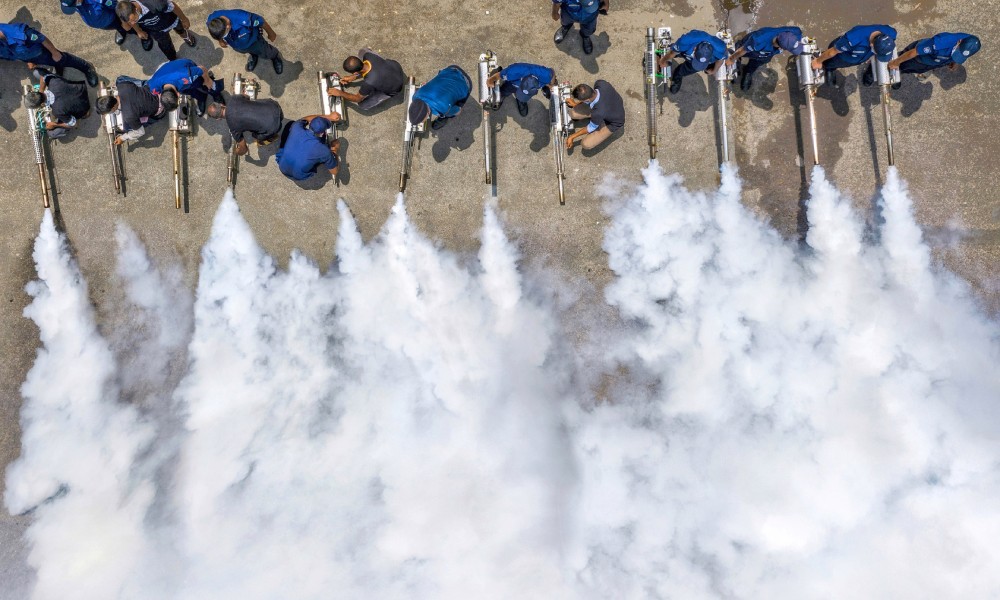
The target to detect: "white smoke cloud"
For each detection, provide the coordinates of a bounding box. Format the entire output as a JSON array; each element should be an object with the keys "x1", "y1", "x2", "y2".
[{"x1": 5, "y1": 169, "x2": 1000, "y2": 599}]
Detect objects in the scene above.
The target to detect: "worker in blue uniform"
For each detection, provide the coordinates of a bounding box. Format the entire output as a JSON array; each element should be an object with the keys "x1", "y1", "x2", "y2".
[
  {"x1": 275, "y1": 115, "x2": 341, "y2": 182},
  {"x1": 61, "y1": 0, "x2": 134, "y2": 46},
  {"x1": 206, "y1": 9, "x2": 283, "y2": 74},
  {"x1": 658, "y1": 29, "x2": 728, "y2": 94},
  {"x1": 147, "y1": 58, "x2": 224, "y2": 116},
  {"x1": 486, "y1": 62, "x2": 556, "y2": 116},
  {"x1": 550, "y1": 0, "x2": 608, "y2": 55},
  {"x1": 408, "y1": 65, "x2": 472, "y2": 131},
  {"x1": 727, "y1": 26, "x2": 804, "y2": 90},
  {"x1": 812, "y1": 24, "x2": 897, "y2": 87},
  {"x1": 889, "y1": 33, "x2": 980, "y2": 76},
  {"x1": 0, "y1": 22, "x2": 98, "y2": 87}
]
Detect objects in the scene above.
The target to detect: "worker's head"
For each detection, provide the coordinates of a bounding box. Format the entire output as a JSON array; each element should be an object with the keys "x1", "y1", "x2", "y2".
[
  {"x1": 572, "y1": 83, "x2": 595, "y2": 102},
  {"x1": 408, "y1": 99, "x2": 429, "y2": 126},
  {"x1": 309, "y1": 117, "x2": 331, "y2": 135},
  {"x1": 115, "y1": 1, "x2": 138, "y2": 25},
  {"x1": 776, "y1": 31, "x2": 804, "y2": 55},
  {"x1": 692, "y1": 42, "x2": 715, "y2": 71},
  {"x1": 343, "y1": 56, "x2": 364, "y2": 74},
  {"x1": 953, "y1": 36, "x2": 981, "y2": 65},
  {"x1": 207, "y1": 17, "x2": 229, "y2": 41},
  {"x1": 95, "y1": 95, "x2": 119, "y2": 115},
  {"x1": 24, "y1": 91, "x2": 45, "y2": 109},
  {"x1": 205, "y1": 103, "x2": 226, "y2": 119},
  {"x1": 515, "y1": 75, "x2": 540, "y2": 103},
  {"x1": 159, "y1": 89, "x2": 180, "y2": 112},
  {"x1": 873, "y1": 33, "x2": 895, "y2": 61}
]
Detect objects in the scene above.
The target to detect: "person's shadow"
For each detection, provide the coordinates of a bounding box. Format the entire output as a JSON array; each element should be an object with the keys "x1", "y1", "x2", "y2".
[
  {"x1": 934, "y1": 64, "x2": 968, "y2": 90},
  {"x1": 254, "y1": 58, "x2": 304, "y2": 98},
  {"x1": 891, "y1": 73, "x2": 934, "y2": 117},
  {"x1": 431, "y1": 101, "x2": 480, "y2": 162},
  {"x1": 732, "y1": 65, "x2": 778, "y2": 110},
  {"x1": 0, "y1": 61, "x2": 24, "y2": 132},
  {"x1": 814, "y1": 71, "x2": 855, "y2": 117},
  {"x1": 488, "y1": 96, "x2": 550, "y2": 153},
  {"x1": 858, "y1": 76, "x2": 886, "y2": 187},
  {"x1": 664, "y1": 67, "x2": 714, "y2": 127},
  {"x1": 555, "y1": 30, "x2": 611, "y2": 74}
]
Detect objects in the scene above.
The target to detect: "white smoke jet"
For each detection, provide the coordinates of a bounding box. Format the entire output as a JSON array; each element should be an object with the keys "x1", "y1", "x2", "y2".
[{"x1": 7, "y1": 167, "x2": 1000, "y2": 600}]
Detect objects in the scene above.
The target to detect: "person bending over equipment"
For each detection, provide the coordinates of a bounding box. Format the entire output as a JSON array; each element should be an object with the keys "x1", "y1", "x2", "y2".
[
  {"x1": 275, "y1": 114, "x2": 341, "y2": 182},
  {"x1": 407, "y1": 65, "x2": 472, "y2": 131},
  {"x1": 563, "y1": 80, "x2": 625, "y2": 151},
  {"x1": 329, "y1": 48, "x2": 406, "y2": 111}
]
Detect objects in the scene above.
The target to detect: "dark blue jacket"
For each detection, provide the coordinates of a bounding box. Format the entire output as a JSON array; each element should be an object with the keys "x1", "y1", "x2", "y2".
[
  {"x1": 912, "y1": 32, "x2": 973, "y2": 66},
  {"x1": 68, "y1": 0, "x2": 118, "y2": 29},
  {"x1": 553, "y1": 0, "x2": 600, "y2": 22},
  {"x1": 276, "y1": 121, "x2": 338, "y2": 181},
  {"x1": 739, "y1": 26, "x2": 803, "y2": 61},
  {"x1": 413, "y1": 65, "x2": 471, "y2": 119},
  {"x1": 148, "y1": 59, "x2": 205, "y2": 94},
  {"x1": 672, "y1": 30, "x2": 728, "y2": 63},
  {"x1": 832, "y1": 24, "x2": 897, "y2": 65},
  {"x1": 207, "y1": 9, "x2": 264, "y2": 52},
  {"x1": 0, "y1": 23, "x2": 47, "y2": 61}
]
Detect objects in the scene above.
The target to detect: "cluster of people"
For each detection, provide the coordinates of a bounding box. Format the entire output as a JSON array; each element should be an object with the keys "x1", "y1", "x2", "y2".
[{"x1": 1, "y1": 2, "x2": 982, "y2": 187}]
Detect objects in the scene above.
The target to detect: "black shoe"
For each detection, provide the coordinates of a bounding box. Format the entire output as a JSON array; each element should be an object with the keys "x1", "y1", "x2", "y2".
[
  {"x1": 516, "y1": 100, "x2": 528, "y2": 116},
  {"x1": 430, "y1": 116, "x2": 450, "y2": 130},
  {"x1": 541, "y1": 85, "x2": 552, "y2": 99},
  {"x1": 581, "y1": 35, "x2": 593, "y2": 55},
  {"x1": 739, "y1": 69, "x2": 752, "y2": 91},
  {"x1": 85, "y1": 68, "x2": 98, "y2": 88},
  {"x1": 891, "y1": 81, "x2": 901, "y2": 91},
  {"x1": 115, "y1": 30, "x2": 125, "y2": 45},
  {"x1": 669, "y1": 77, "x2": 681, "y2": 94},
  {"x1": 862, "y1": 65, "x2": 874, "y2": 87},
  {"x1": 183, "y1": 33, "x2": 196, "y2": 47},
  {"x1": 245, "y1": 54, "x2": 258, "y2": 72},
  {"x1": 272, "y1": 55, "x2": 284, "y2": 75},
  {"x1": 554, "y1": 25, "x2": 570, "y2": 44},
  {"x1": 825, "y1": 70, "x2": 838, "y2": 87},
  {"x1": 141, "y1": 36, "x2": 153, "y2": 51},
  {"x1": 195, "y1": 97, "x2": 206, "y2": 117}
]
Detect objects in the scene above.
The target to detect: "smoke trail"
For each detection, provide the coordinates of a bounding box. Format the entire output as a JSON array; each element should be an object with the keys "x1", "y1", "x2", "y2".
[{"x1": 6, "y1": 168, "x2": 1000, "y2": 599}]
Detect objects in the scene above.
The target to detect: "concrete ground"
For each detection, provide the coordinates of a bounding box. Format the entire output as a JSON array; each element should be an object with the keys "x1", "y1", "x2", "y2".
[{"x1": 1, "y1": 0, "x2": 997, "y2": 593}]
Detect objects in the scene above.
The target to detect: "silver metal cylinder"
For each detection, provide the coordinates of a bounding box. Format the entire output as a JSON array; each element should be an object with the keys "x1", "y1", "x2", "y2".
[
  {"x1": 796, "y1": 54, "x2": 817, "y2": 87},
  {"x1": 478, "y1": 59, "x2": 491, "y2": 107},
  {"x1": 873, "y1": 48, "x2": 900, "y2": 86},
  {"x1": 645, "y1": 28, "x2": 658, "y2": 159}
]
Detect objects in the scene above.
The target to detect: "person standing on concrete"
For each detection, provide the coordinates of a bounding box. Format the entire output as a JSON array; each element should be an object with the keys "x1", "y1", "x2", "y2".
[
  {"x1": 115, "y1": 0, "x2": 196, "y2": 61},
  {"x1": 889, "y1": 33, "x2": 980, "y2": 76},
  {"x1": 275, "y1": 115, "x2": 341, "y2": 182},
  {"x1": 486, "y1": 62, "x2": 556, "y2": 116},
  {"x1": 811, "y1": 24, "x2": 896, "y2": 87},
  {"x1": 563, "y1": 80, "x2": 625, "y2": 150},
  {"x1": 0, "y1": 22, "x2": 98, "y2": 87},
  {"x1": 24, "y1": 68, "x2": 91, "y2": 138},
  {"x1": 147, "y1": 58, "x2": 224, "y2": 116},
  {"x1": 60, "y1": 0, "x2": 134, "y2": 46},
  {"x1": 658, "y1": 29, "x2": 728, "y2": 94},
  {"x1": 329, "y1": 49, "x2": 406, "y2": 111},
  {"x1": 727, "y1": 26, "x2": 804, "y2": 90},
  {"x1": 206, "y1": 9, "x2": 283, "y2": 75},
  {"x1": 551, "y1": 0, "x2": 608, "y2": 56},
  {"x1": 206, "y1": 96, "x2": 284, "y2": 157},
  {"x1": 95, "y1": 77, "x2": 178, "y2": 143},
  {"x1": 408, "y1": 64, "x2": 472, "y2": 131}
]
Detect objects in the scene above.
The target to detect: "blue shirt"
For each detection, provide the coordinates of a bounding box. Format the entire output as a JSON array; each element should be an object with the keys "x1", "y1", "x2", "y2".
[
  {"x1": 913, "y1": 32, "x2": 971, "y2": 65},
  {"x1": 501, "y1": 63, "x2": 555, "y2": 87},
  {"x1": 739, "y1": 26, "x2": 803, "y2": 60},
  {"x1": 207, "y1": 9, "x2": 264, "y2": 52},
  {"x1": 832, "y1": 24, "x2": 897, "y2": 64},
  {"x1": 0, "y1": 23, "x2": 47, "y2": 61},
  {"x1": 552, "y1": 0, "x2": 600, "y2": 22},
  {"x1": 276, "y1": 121, "x2": 338, "y2": 181},
  {"x1": 148, "y1": 59, "x2": 205, "y2": 94},
  {"x1": 413, "y1": 65, "x2": 471, "y2": 119},
  {"x1": 672, "y1": 30, "x2": 728, "y2": 63},
  {"x1": 71, "y1": 0, "x2": 118, "y2": 29}
]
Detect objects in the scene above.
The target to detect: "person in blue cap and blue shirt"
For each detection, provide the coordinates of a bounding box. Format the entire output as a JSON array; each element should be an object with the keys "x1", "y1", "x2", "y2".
[
  {"x1": 206, "y1": 9, "x2": 283, "y2": 74},
  {"x1": 889, "y1": 33, "x2": 980, "y2": 77},
  {"x1": 551, "y1": 0, "x2": 608, "y2": 56},
  {"x1": 726, "y1": 26, "x2": 804, "y2": 91},
  {"x1": 812, "y1": 24, "x2": 897, "y2": 87},
  {"x1": 61, "y1": 0, "x2": 135, "y2": 46},
  {"x1": 657, "y1": 29, "x2": 729, "y2": 94},
  {"x1": 0, "y1": 22, "x2": 98, "y2": 87},
  {"x1": 147, "y1": 58, "x2": 224, "y2": 116},
  {"x1": 486, "y1": 62, "x2": 556, "y2": 116},
  {"x1": 275, "y1": 114, "x2": 341, "y2": 182},
  {"x1": 408, "y1": 65, "x2": 472, "y2": 131}
]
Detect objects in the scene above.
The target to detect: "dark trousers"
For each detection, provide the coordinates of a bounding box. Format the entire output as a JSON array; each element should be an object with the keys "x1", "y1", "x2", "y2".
[
  {"x1": 241, "y1": 36, "x2": 280, "y2": 60},
  {"x1": 144, "y1": 17, "x2": 188, "y2": 61},
  {"x1": 897, "y1": 41, "x2": 940, "y2": 74},
  {"x1": 560, "y1": 8, "x2": 598, "y2": 37},
  {"x1": 671, "y1": 59, "x2": 700, "y2": 82},
  {"x1": 739, "y1": 56, "x2": 771, "y2": 79},
  {"x1": 28, "y1": 48, "x2": 92, "y2": 77}
]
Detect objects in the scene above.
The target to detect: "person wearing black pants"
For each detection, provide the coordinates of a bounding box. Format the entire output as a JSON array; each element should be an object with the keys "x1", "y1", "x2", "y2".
[
  {"x1": 116, "y1": 0, "x2": 196, "y2": 61},
  {"x1": 0, "y1": 22, "x2": 98, "y2": 87}
]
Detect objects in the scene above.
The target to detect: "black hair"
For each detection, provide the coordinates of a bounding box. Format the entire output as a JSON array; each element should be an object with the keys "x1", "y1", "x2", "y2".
[
  {"x1": 572, "y1": 84, "x2": 594, "y2": 101},
  {"x1": 160, "y1": 89, "x2": 180, "y2": 111},
  {"x1": 95, "y1": 95, "x2": 119, "y2": 115},
  {"x1": 205, "y1": 103, "x2": 225, "y2": 119},
  {"x1": 24, "y1": 91, "x2": 45, "y2": 109},
  {"x1": 343, "y1": 56, "x2": 363, "y2": 73},
  {"x1": 115, "y1": 1, "x2": 135, "y2": 22},
  {"x1": 207, "y1": 18, "x2": 227, "y2": 41}
]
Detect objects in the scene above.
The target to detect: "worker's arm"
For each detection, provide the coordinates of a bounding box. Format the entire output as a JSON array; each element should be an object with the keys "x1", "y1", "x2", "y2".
[
  {"x1": 41, "y1": 39, "x2": 63, "y2": 63},
  {"x1": 262, "y1": 20, "x2": 277, "y2": 43},
  {"x1": 888, "y1": 48, "x2": 918, "y2": 70},
  {"x1": 812, "y1": 46, "x2": 839, "y2": 70},
  {"x1": 726, "y1": 46, "x2": 746, "y2": 66}
]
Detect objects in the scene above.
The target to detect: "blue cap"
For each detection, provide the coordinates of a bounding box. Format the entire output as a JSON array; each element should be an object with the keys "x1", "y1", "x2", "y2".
[
  {"x1": 873, "y1": 33, "x2": 896, "y2": 61},
  {"x1": 408, "y1": 98, "x2": 429, "y2": 126},
  {"x1": 515, "y1": 75, "x2": 540, "y2": 103},
  {"x1": 952, "y1": 35, "x2": 980, "y2": 65},
  {"x1": 309, "y1": 117, "x2": 331, "y2": 134},
  {"x1": 777, "y1": 31, "x2": 804, "y2": 55},
  {"x1": 692, "y1": 42, "x2": 714, "y2": 72}
]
